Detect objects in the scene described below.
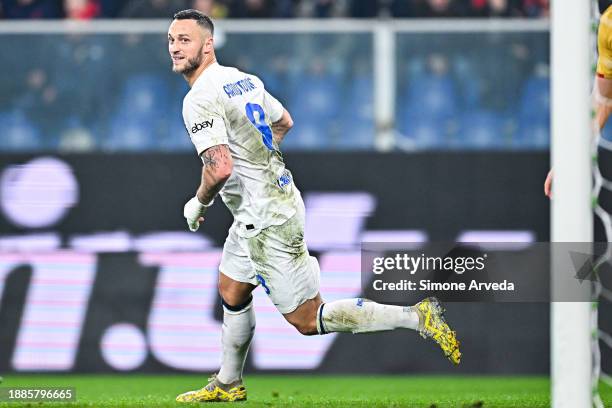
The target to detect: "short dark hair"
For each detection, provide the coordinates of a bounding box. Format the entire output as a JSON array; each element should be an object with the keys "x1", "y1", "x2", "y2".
[{"x1": 173, "y1": 9, "x2": 214, "y2": 36}]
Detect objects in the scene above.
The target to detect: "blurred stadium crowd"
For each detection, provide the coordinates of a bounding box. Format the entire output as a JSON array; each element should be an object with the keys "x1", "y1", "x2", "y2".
[
  {"x1": 0, "y1": 30, "x2": 550, "y2": 152},
  {"x1": 0, "y1": 0, "x2": 552, "y2": 152},
  {"x1": 0, "y1": 0, "x2": 549, "y2": 20}
]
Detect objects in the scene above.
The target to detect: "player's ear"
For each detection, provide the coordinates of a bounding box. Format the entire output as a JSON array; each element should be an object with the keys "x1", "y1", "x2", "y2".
[{"x1": 204, "y1": 34, "x2": 214, "y2": 53}]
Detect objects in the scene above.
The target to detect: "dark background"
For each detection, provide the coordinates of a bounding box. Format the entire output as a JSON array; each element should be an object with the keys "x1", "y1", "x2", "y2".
[
  {"x1": 0, "y1": 151, "x2": 589, "y2": 374},
  {"x1": 0, "y1": 151, "x2": 551, "y2": 239}
]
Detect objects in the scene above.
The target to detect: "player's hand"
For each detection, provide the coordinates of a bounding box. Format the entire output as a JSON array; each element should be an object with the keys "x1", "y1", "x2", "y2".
[
  {"x1": 544, "y1": 168, "x2": 554, "y2": 199},
  {"x1": 183, "y1": 196, "x2": 207, "y2": 232}
]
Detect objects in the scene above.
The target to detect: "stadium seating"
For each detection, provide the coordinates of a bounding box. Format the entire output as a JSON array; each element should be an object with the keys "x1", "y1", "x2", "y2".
[
  {"x1": 453, "y1": 57, "x2": 482, "y2": 109},
  {"x1": 103, "y1": 74, "x2": 172, "y2": 151},
  {"x1": 519, "y1": 74, "x2": 550, "y2": 124},
  {"x1": 158, "y1": 112, "x2": 193, "y2": 152},
  {"x1": 514, "y1": 119, "x2": 549, "y2": 149},
  {"x1": 402, "y1": 73, "x2": 458, "y2": 121},
  {"x1": 513, "y1": 74, "x2": 550, "y2": 148},
  {"x1": 156, "y1": 79, "x2": 194, "y2": 151},
  {"x1": 287, "y1": 68, "x2": 341, "y2": 150},
  {"x1": 55, "y1": 116, "x2": 97, "y2": 152},
  {"x1": 397, "y1": 116, "x2": 447, "y2": 149},
  {"x1": 0, "y1": 36, "x2": 553, "y2": 152},
  {"x1": 283, "y1": 121, "x2": 329, "y2": 150},
  {"x1": 457, "y1": 110, "x2": 509, "y2": 149},
  {"x1": 0, "y1": 111, "x2": 43, "y2": 151},
  {"x1": 117, "y1": 73, "x2": 171, "y2": 119},
  {"x1": 336, "y1": 74, "x2": 375, "y2": 149},
  {"x1": 104, "y1": 116, "x2": 154, "y2": 151},
  {"x1": 397, "y1": 69, "x2": 459, "y2": 148}
]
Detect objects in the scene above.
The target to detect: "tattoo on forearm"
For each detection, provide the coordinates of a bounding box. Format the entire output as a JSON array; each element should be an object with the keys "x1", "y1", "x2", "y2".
[
  {"x1": 197, "y1": 144, "x2": 231, "y2": 204},
  {"x1": 202, "y1": 144, "x2": 228, "y2": 170}
]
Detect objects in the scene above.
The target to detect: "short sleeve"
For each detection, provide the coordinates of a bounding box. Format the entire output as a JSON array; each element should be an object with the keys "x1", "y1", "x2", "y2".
[
  {"x1": 263, "y1": 90, "x2": 284, "y2": 123},
  {"x1": 182, "y1": 92, "x2": 228, "y2": 155}
]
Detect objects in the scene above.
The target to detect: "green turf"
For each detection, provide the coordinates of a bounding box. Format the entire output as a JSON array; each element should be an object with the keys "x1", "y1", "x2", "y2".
[{"x1": 0, "y1": 374, "x2": 610, "y2": 407}]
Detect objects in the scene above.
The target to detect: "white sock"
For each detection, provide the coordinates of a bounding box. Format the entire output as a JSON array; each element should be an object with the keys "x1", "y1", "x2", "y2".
[
  {"x1": 317, "y1": 298, "x2": 419, "y2": 334},
  {"x1": 216, "y1": 296, "x2": 255, "y2": 384}
]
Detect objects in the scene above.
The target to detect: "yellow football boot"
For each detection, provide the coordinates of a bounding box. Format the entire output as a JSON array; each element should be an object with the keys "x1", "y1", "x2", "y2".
[
  {"x1": 176, "y1": 374, "x2": 247, "y2": 403},
  {"x1": 415, "y1": 297, "x2": 461, "y2": 365}
]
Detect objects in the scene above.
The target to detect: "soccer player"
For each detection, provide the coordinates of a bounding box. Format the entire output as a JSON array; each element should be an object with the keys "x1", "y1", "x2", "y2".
[
  {"x1": 544, "y1": 0, "x2": 612, "y2": 198},
  {"x1": 168, "y1": 9, "x2": 461, "y2": 403}
]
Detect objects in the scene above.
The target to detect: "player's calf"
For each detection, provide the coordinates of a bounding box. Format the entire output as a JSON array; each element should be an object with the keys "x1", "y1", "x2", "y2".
[
  {"x1": 311, "y1": 297, "x2": 461, "y2": 364},
  {"x1": 315, "y1": 298, "x2": 419, "y2": 334},
  {"x1": 283, "y1": 295, "x2": 323, "y2": 336},
  {"x1": 214, "y1": 272, "x2": 257, "y2": 385}
]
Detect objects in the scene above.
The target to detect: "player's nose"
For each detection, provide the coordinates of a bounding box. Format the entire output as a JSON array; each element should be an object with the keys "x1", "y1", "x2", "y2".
[{"x1": 169, "y1": 42, "x2": 180, "y2": 53}]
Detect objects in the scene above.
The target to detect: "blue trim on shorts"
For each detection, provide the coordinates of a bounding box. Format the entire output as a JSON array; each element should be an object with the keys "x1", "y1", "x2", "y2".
[{"x1": 256, "y1": 274, "x2": 271, "y2": 294}]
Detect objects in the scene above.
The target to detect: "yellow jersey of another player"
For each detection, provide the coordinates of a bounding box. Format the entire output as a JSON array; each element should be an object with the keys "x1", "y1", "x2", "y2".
[{"x1": 598, "y1": 5, "x2": 612, "y2": 78}]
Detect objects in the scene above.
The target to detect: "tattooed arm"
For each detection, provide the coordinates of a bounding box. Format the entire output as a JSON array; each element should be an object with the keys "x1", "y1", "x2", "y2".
[
  {"x1": 272, "y1": 109, "x2": 294, "y2": 145},
  {"x1": 196, "y1": 145, "x2": 234, "y2": 205},
  {"x1": 183, "y1": 144, "x2": 232, "y2": 232},
  {"x1": 196, "y1": 144, "x2": 233, "y2": 205}
]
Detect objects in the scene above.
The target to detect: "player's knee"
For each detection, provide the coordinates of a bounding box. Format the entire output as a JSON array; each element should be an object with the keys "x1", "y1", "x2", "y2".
[
  {"x1": 220, "y1": 290, "x2": 250, "y2": 309},
  {"x1": 291, "y1": 319, "x2": 318, "y2": 336},
  {"x1": 283, "y1": 296, "x2": 323, "y2": 335},
  {"x1": 218, "y1": 279, "x2": 232, "y2": 302},
  {"x1": 222, "y1": 294, "x2": 254, "y2": 316},
  {"x1": 218, "y1": 272, "x2": 254, "y2": 306}
]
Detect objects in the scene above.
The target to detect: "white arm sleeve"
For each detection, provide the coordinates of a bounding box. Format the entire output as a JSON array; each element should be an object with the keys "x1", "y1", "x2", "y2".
[
  {"x1": 182, "y1": 92, "x2": 228, "y2": 155},
  {"x1": 263, "y1": 90, "x2": 285, "y2": 123}
]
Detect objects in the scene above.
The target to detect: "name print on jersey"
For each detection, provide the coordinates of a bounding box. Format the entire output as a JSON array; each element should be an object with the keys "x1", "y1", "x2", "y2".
[
  {"x1": 191, "y1": 119, "x2": 214, "y2": 134},
  {"x1": 223, "y1": 77, "x2": 257, "y2": 98}
]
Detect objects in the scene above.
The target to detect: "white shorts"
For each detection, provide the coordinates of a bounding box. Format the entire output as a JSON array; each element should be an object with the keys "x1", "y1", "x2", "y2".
[{"x1": 219, "y1": 201, "x2": 320, "y2": 314}]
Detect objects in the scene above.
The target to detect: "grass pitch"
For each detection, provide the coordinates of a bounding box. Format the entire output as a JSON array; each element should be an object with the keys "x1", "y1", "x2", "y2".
[{"x1": 0, "y1": 374, "x2": 610, "y2": 407}]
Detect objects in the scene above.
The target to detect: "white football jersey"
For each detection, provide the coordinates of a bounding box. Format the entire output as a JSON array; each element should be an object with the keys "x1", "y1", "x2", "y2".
[{"x1": 182, "y1": 62, "x2": 300, "y2": 237}]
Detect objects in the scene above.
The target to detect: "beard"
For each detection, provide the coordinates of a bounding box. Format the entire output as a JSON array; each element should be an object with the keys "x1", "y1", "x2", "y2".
[{"x1": 174, "y1": 47, "x2": 204, "y2": 75}]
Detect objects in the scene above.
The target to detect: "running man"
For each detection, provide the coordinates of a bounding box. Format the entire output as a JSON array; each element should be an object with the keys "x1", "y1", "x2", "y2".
[
  {"x1": 545, "y1": 0, "x2": 612, "y2": 198},
  {"x1": 168, "y1": 9, "x2": 461, "y2": 403}
]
